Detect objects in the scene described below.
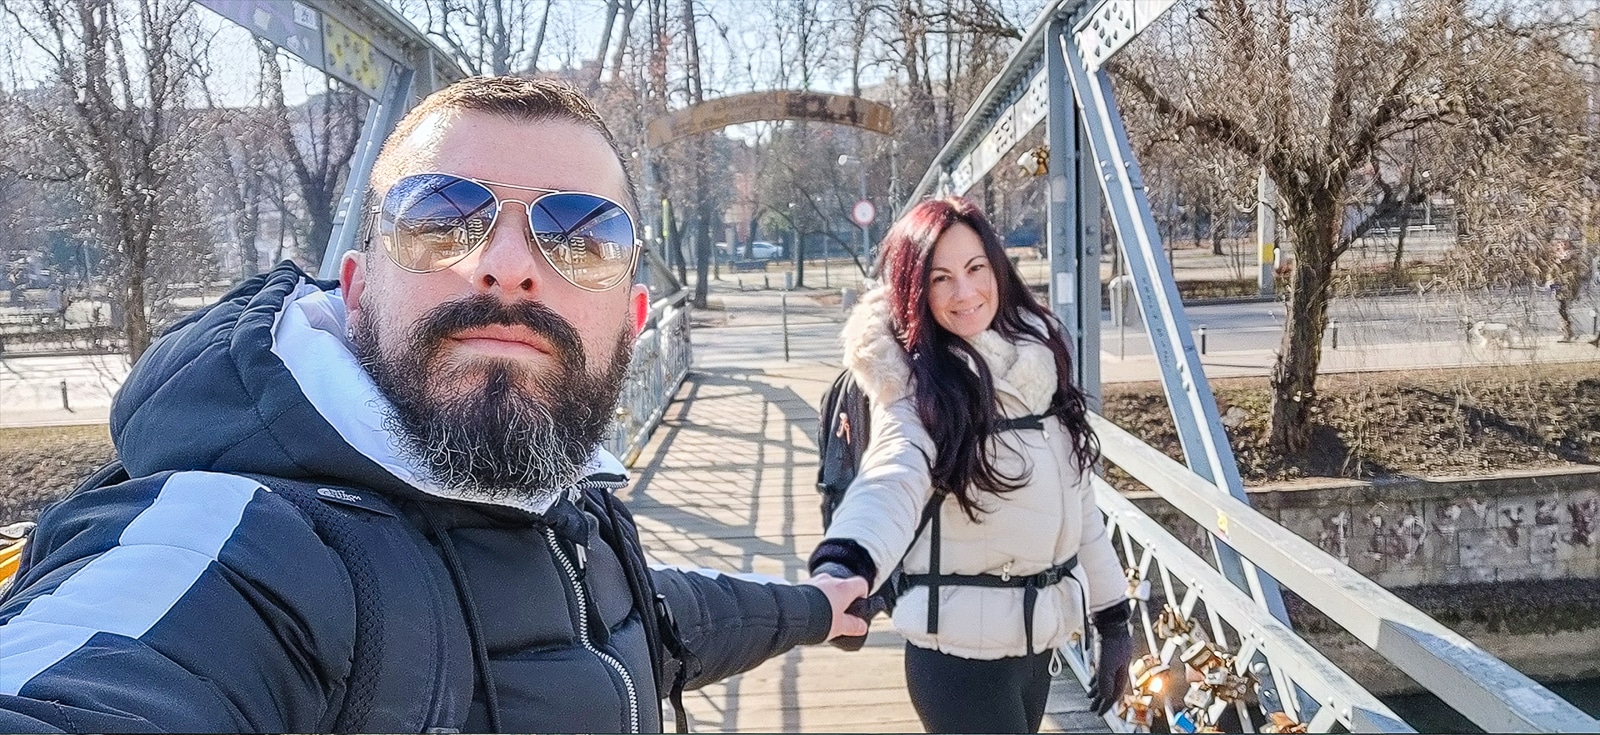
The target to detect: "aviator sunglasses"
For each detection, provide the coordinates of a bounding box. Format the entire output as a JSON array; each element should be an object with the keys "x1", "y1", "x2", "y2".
[{"x1": 373, "y1": 172, "x2": 639, "y2": 292}]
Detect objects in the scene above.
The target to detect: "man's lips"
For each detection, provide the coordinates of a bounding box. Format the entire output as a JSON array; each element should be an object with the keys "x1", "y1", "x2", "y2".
[{"x1": 449, "y1": 325, "x2": 555, "y2": 355}]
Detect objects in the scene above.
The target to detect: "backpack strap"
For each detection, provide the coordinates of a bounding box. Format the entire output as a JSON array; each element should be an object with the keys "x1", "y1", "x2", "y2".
[
  {"x1": 246, "y1": 475, "x2": 473, "y2": 733},
  {"x1": 908, "y1": 414, "x2": 1051, "y2": 638},
  {"x1": 900, "y1": 557, "x2": 1079, "y2": 655}
]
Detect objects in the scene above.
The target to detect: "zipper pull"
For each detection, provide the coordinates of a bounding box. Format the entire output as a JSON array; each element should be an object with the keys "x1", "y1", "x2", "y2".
[{"x1": 574, "y1": 541, "x2": 588, "y2": 570}]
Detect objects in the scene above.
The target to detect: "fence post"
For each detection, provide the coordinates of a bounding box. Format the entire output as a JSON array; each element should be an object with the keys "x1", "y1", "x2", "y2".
[{"x1": 781, "y1": 292, "x2": 790, "y2": 361}]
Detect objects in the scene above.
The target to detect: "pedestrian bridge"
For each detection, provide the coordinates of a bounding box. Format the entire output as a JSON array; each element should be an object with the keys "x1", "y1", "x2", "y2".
[
  {"x1": 4, "y1": 0, "x2": 1597, "y2": 732},
  {"x1": 600, "y1": 1, "x2": 1598, "y2": 731}
]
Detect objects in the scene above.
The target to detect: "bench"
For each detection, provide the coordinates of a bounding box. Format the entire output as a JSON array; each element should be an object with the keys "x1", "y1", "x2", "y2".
[{"x1": 730, "y1": 259, "x2": 769, "y2": 272}]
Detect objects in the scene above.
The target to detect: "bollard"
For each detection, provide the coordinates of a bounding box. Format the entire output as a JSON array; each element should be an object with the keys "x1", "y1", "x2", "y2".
[
  {"x1": 781, "y1": 292, "x2": 790, "y2": 361},
  {"x1": 60, "y1": 380, "x2": 70, "y2": 412},
  {"x1": 784, "y1": 271, "x2": 793, "y2": 291},
  {"x1": 764, "y1": 274, "x2": 770, "y2": 290},
  {"x1": 1590, "y1": 307, "x2": 1597, "y2": 338},
  {"x1": 1199, "y1": 325, "x2": 1208, "y2": 355},
  {"x1": 1331, "y1": 321, "x2": 1339, "y2": 350},
  {"x1": 841, "y1": 287, "x2": 858, "y2": 311}
]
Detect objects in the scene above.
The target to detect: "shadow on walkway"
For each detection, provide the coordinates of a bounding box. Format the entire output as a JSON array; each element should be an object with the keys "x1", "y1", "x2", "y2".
[{"x1": 625, "y1": 365, "x2": 1105, "y2": 733}]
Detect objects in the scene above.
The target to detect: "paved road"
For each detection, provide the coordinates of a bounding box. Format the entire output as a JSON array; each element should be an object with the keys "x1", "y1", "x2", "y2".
[
  {"x1": 0, "y1": 353, "x2": 126, "y2": 427},
  {"x1": 8, "y1": 281, "x2": 1599, "y2": 428},
  {"x1": 1106, "y1": 288, "x2": 1598, "y2": 357}
]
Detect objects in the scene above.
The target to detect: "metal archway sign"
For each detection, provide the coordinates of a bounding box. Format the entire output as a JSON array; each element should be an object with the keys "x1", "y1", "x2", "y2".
[{"x1": 646, "y1": 90, "x2": 892, "y2": 147}]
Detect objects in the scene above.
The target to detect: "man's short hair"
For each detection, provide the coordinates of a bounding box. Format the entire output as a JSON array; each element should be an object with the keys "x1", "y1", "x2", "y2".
[{"x1": 360, "y1": 76, "x2": 637, "y2": 251}]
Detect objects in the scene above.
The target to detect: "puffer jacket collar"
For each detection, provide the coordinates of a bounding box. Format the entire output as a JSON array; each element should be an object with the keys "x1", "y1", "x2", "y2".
[
  {"x1": 841, "y1": 285, "x2": 1058, "y2": 415},
  {"x1": 111, "y1": 261, "x2": 623, "y2": 520}
]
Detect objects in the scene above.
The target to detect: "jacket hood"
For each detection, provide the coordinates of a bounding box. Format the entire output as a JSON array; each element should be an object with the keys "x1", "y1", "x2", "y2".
[
  {"x1": 841, "y1": 285, "x2": 1058, "y2": 414},
  {"x1": 111, "y1": 261, "x2": 624, "y2": 515}
]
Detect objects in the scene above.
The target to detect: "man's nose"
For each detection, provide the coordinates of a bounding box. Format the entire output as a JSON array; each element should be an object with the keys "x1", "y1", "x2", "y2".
[{"x1": 468, "y1": 202, "x2": 547, "y2": 295}]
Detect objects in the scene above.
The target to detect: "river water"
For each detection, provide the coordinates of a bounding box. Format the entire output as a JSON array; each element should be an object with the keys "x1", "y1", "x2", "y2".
[{"x1": 1384, "y1": 678, "x2": 1600, "y2": 733}]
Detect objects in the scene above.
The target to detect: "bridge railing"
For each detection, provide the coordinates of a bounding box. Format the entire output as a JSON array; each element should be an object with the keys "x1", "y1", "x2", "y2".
[
  {"x1": 1059, "y1": 413, "x2": 1600, "y2": 733},
  {"x1": 607, "y1": 246, "x2": 693, "y2": 465}
]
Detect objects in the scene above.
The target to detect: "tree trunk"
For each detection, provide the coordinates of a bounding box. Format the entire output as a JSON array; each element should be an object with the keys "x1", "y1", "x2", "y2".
[
  {"x1": 693, "y1": 206, "x2": 711, "y2": 308},
  {"x1": 125, "y1": 243, "x2": 151, "y2": 362},
  {"x1": 1391, "y1": 194, "x2": 1411, "y2": 275},
  {"x1": 1268, "y1": 206, "x2": 1337, "y2": 454}
]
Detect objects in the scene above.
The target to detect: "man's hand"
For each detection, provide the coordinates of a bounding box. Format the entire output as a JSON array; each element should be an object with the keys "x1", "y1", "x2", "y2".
[{"x1": 804, "y1": 573, "x2": 870, "y2": 640}]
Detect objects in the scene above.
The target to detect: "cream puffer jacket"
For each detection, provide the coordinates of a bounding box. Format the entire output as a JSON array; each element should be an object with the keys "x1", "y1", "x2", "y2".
[{"x1": 824, "y1": 287, "x2": 1127, "y2": 660}]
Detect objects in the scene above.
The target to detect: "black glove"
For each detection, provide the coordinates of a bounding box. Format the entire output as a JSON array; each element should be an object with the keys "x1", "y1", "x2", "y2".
[
  {"x1": 813, "y1": 562, "x2": 883, "y2": 652},
  {"x1": 1087, "y1": 602, "x2": 1134, "y2": 716}
]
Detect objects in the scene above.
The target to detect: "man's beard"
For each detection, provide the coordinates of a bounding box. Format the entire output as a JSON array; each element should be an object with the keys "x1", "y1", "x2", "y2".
[{"x1": 351, "y1": 292, "x2": 633, "y2": 506}]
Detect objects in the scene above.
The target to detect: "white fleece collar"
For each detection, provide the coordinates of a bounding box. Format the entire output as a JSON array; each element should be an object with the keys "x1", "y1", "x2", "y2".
[
  {"x1": 842, "y1": 286, "x2": 1058, "y2": 414},
  {"x1": 268, "y1": 280, "x2": 625, "y2": 514}
]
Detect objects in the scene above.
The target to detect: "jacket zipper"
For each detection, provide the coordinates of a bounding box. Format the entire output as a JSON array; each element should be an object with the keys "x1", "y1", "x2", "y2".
[{"x1": 546, "y1": 526, "x2": 640, "y2": 733}]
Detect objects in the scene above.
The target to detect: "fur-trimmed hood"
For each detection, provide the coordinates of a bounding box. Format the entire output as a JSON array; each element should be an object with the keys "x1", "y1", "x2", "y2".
[{"x1": 841, "y1": 286, "x2": 1058, "y2": 415}]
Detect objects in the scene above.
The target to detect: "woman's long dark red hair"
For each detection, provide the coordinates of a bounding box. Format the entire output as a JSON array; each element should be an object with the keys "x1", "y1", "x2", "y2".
[{"x1": 878, "y1": 197, "x2": 1099, "y2": 520}]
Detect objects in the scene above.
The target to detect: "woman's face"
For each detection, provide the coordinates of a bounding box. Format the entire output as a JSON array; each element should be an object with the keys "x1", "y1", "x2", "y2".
[{"x1": 927, "y1": 223, "x2": 998, "y2": 339}]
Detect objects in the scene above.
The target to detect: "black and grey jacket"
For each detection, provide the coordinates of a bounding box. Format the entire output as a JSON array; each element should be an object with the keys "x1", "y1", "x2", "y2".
[{"x1": 0, "y1": 263, "x2": 832, "y2": 733}]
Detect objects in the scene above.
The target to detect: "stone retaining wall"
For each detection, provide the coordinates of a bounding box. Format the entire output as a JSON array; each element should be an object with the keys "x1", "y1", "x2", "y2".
[{"x1": 1128, "y1": 466, "x2": 1600, "y2": 587}]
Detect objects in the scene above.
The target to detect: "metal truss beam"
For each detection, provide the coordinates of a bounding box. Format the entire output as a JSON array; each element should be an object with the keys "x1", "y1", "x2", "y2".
[
  {"x1": 196, "y1": 0, "x2": 465, "y2": 277},
  {"x1": 1060, "y1": 23, "x2": 1292, "y2": 628},
  {"x1": 903, "y1": 0, "x2": 1174, "y2": 210},
  {"x1": 1073, "y1": 0, "x2": 1179, "y2": 72}
]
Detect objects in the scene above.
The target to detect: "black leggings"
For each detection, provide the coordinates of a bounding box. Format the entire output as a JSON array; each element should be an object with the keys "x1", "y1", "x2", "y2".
[{"x1": 904, "y1": 643, "x2": 1053, "y2": 733}]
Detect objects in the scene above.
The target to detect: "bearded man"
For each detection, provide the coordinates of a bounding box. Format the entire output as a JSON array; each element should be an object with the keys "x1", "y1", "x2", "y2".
[{"x1": 0, "y1": 77, "x2": 865, "y2": 733}]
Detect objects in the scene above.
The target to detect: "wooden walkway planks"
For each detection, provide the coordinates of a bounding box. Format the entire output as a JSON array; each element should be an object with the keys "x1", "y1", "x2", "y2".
[{"x1": 622, "y1": 365, "x2": 1109, "y2": 733}]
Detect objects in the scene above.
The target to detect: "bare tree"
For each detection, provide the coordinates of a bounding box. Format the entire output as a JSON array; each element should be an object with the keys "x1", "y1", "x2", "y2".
[
  {"x1": 1113, "y1": 0, "x2": 1589, "y2": 454},
  {"x1": 402, "y1": 0, "x2": 546, "y2": 75},
  {"x1": 3, "y1": 0, "x2": 209, "y2": 361},
  {"x1": 261, "y1": 49, "x2": 364, "y2": 269}
]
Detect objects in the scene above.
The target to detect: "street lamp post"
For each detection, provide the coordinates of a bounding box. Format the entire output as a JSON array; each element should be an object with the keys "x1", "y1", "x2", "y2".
[
  {"x1": 840, "y1": 154, "x2": 870, "y2": 278},
  {"x1": 789, "y1": 202, "x2": 804, "y2": 288}
]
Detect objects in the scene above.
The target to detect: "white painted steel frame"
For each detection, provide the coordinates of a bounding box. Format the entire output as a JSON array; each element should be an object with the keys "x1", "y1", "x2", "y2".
[
  {"x1": 320, "y1": 63, "x2": 415, "y2": 278},
  {"x1": 1091, "y1": 413, "x2": 1600, "y2": 733},
  {"x1": 1046, "y1": 16, "x2": 1101, "y2": 408},
  {"x1": 1080, "y1": 479, "x2": 1414, "y2": 733},
  {"x1": 907, "y1": 0, "x2": 1597, "y2": 731},
  {"x1": 1057, "y1": 24, "x2": 1293, "y2": 629}
]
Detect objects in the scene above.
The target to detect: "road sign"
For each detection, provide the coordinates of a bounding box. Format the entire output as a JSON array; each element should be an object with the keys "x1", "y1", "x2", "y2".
[{"x1": 851, "y1": 199, "x2": 876, "y2": 228}]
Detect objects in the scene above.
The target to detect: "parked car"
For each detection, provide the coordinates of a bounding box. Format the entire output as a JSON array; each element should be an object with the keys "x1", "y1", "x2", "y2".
[{"x1": 748, "y1": 241, "x2": 783, "y2": 260}]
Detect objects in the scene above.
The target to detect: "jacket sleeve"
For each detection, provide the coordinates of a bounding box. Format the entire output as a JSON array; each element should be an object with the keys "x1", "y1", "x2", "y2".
[
  {"x1": 0, "y1": 471, "x2": 355, "y2": 733},
  {"x1": 649, "y1": 567, "x2": 832, "y2": 690},
  {"x1": 1075, "y1": 469, "x2": 1129, "y2": 613},
  {"x1": 812, "y1": 395, "x2": 938, "y2": 592}
]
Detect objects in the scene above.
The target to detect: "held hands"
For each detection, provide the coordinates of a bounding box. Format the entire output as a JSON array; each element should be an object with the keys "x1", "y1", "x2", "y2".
[{"x1": 803, "y1": 566, "x2": 870, "y2": 641}]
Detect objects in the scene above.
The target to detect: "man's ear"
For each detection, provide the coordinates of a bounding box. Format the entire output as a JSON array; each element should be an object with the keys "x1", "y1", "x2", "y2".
[
  {"x1": 341, "y1": 250, "x2": 367, "y2": 316},
  {"x1": 630, "y1": 284, "x2": 649, "y2": 338}
]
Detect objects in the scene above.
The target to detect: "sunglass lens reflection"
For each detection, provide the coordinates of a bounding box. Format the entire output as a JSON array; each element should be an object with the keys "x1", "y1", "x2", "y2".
[
  {"x1": 383, "y1": 174, "x2": 497, "y2": 271},
  {"x1": 527, "y1": 193, "x2": 635, "y2": 290}
]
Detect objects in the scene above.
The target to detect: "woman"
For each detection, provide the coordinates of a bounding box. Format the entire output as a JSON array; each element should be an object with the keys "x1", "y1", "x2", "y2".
[{"x1": 810, "y1": 197, "x2": 1132, "y2": 733}]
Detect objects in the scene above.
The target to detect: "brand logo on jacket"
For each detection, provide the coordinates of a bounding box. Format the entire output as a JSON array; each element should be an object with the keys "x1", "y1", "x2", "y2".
[{"x1": 317, "y1": 487, "x2": 363, "y2": 503}]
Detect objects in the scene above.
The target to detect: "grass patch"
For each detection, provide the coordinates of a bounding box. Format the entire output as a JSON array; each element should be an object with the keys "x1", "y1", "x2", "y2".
[
  {"x1": 1102, "y1": 361, "x2": 1600, "y2": 484},
  {"x1": 0, "y1": 425, "x2": 115, "y2": 522}
]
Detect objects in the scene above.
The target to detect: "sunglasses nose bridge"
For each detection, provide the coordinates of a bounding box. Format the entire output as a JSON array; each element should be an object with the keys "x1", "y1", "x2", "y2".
[{"x1": 469, "y1": 197, "x2": 551, "y2": 293}]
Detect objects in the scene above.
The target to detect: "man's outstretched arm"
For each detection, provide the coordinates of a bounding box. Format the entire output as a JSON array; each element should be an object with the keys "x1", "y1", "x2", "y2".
[
  {"x1": 648, "y1": 566, "x2": 865, "y2": 690},
  {"x1": 0, "y1": 471, "x2": 355, "y2": 733}
]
